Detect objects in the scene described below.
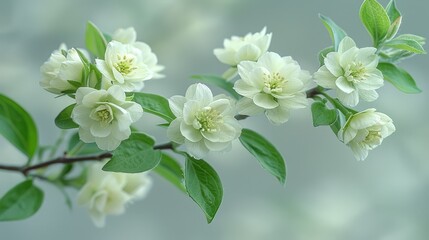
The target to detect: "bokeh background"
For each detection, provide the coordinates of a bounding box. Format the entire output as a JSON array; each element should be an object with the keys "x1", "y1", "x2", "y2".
[{"x1": 0, "y1": 0, "x2": 428, "y2": 239}]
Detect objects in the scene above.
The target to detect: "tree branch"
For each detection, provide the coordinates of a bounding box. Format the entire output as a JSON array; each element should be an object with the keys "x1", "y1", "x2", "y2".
[{"x1": 0, "y1": 142, "x2": 174, "y2": 176}]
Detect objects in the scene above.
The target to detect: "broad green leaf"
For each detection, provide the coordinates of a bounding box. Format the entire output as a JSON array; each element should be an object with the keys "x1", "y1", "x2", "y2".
[
  {"x1": 185, "y1": 156, "x2": 223, "y2": 223},
  {"x1": 319, "y1": 14, "x2": 347, "y2": 51},
  {"x1": 154, "y1": 153, "x2": 185, "y2": 192},
  {"x1": 0, "y1": 180, "x2": 44, "y2": 221},
  {"x1": 384, "y1": 16, "x2": 402, "y2": 41},
  {"x1": 383, "y1": 38, "x2": 426, "y2": 54},
  {"x1": 318, "y1": 46, "x2": 334, "y2": 66},
  {"x1": 239, "y1": 128, "x2": 286, "y2": 184},
  {"x1": 311, "y1": 101, "x2": 338, "y2": 127},
  {"x1": 360, "y1": 0, "x2": 391, "y2": 46},
  {"x1": 55, "y1": 104, "x2": 78, "y2": 129},
  {"x1": 103, "y1": 133, "x2": 161, "y2": 173},
  {"x1": 132, "y1": 92, "x2": 176, "y2": 123},
  {"x1": 396, "y1": 34, "x2": 426, "y2": 45},
  {"x1": 191, "y1": 75, "x2": 241, "y2": 100},
  {"x1": 386, "y1": 0, "x2": 401, "y2": 22},
  {"x1": 378, "y1": 62, "x2": 421, "y2": 93},
  {"x1": 0, "y1": 94, "x2": 38, "y2": 158},
  {"x1": 75, "y1": 49, "x2": 91, "y2": 86},
  {"x1": 85, "y1": 21, "x2": 108, "y2": 59}
]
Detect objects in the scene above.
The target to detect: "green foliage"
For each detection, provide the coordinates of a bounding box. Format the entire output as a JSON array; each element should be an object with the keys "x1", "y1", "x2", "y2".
[
  {"x1": 378, "y1": 62, "x2": 421, "y2": 93},
  {"x1": 67, "y1": 132, "x2": 102, "y2": 156},
  {"x1": 239, "y1": 129, "x2": 286, "y2": 184},
  {"x1": 85, "y1": 21, "x2": 108, "y2": 59},
  {"x1": 76, "y1": 49, "x2": 91, "y2": 87},
  {"x1": 191, "y1": 75, "x2": 241, "y2": 100},
  {"x1": 360, "y1": 0, "x2": 391, "y2": 46},
  {"x1": 103, "y1": 133, "x2": 161, "y2": 173},
  {"x1": 154, "y1": 153, "x2": 185, "y2": 192},
  {"x1": 132, "y1": 92, "x2": 176, "y2": 123},
  {"x1": 0, "y1": 94, "x2": 38, "y2": 159},
  {"x1": 319, "y1": 14, "x2": 347, "y2": 51},
  {"x1": 55, "y1": 104, "x2": 79, "y2": 129},
  {"x1": 185, "y1": 156, "x2": 223, "y2": 223},
  {"x1": 0, "y1": 180, "x2": 44, "y2": 221},
  {"x1": 386, "y1": 0, "x2": 401, "y2": 23},
  {"x1": 383, "y1": 38, "x2": 426, "y2": 54},
  {"x1": 311, "y1": 101, "x2": 338, "y2": 127}
]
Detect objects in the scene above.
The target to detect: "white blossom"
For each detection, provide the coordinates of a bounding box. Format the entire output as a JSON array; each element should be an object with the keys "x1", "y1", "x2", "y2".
[
  {"x1": 338, "y1": 108, "x2": 395, "y2": 161},
  {"x1": 96, "y1": 41, "x2": 153, "y2": 91},
  {"x1": 314, "y1": 36, "x2": 384, "y2": 107},
  {"x1": 167, "y1": 83, "x2": 242, "y2": 159},
  {"x1": 71, "y1": 86, "x2": 143, "y2": 151},
  {"x1": 77, "y1": 161, "x2": 152, "y2": 227},
  {"x1": 214, "y1": 27, "x2": 272, "y2": 66},
  {"x1": 234, "y1": 52, "x2": 311, "y2": 124},
  {"x1": 40, "y1": 44, "x2": 88, "y2": 94},
  {"x1": 112, "y1": 27, "x2": 164, "y2": 79}
]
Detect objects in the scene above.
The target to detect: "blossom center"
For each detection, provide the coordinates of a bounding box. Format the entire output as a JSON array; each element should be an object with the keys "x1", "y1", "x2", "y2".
[
  {"x1": 364, "y1": 130, "x2": 382, "y2": 146},
  {"x1": 193, "y1": 107, "x2": 222, "y2": 132},
  {"x1": 115, "y1": 55, "x2": 136, "y2": 75},
  {"x1": 90, "y1": 105, "x2": 114, "y2": 124},
  {"x1": 347, "y1": 62, "x2": 367, "y2": 82},
  {"x1": 263, "y1": 72, "x2": 286, "y2": 94}
]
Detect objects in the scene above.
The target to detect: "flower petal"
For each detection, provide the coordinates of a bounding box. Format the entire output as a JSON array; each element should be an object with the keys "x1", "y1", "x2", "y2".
[{"x1": 253, "y1": 93, "x2": 279, "y2": 109}]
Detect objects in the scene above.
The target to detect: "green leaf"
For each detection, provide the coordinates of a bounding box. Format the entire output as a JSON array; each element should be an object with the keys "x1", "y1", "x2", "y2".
[
  {"x1": 384, "y1": 16, "x2": 402, "y2": 41},
  {"x1": 330, "y1": 114, "x2": 342, "y2": 136},
  {"x1": 55, "y1": 104, "x2": 78, "y2": 129},
  {"x1": 311, "y1": 101, "x2": 338, "y2": 127},
  {"x1": 132, "y1": 92, "x2": 176, "y2": 123},
  {"x1": 85, "y1": 21, "x2": 108, "y2": 59},
  {"x1": 386, "y1": 0, "x2": 401, "y2": 22},
  {"x1": 154, "y1": 153, "x2": 185, "y2": 192},
  {"x1": 0, "y1": 180, "x2": 44, "y2": 221},
  {"x1": 319, "y1": 14, "x2": 347, "y2": 51},
  {"x1": 103, "y1": 133, "x2": 161, "y2": 173},
  {"x1": 75, "y1": 49, "x2": 91, "y2": 86},
  {"x1": 378, "y1": 62, "x2": 421, "y2": 93},
  {"x1": 0, "y1": 94, "x2": 38, "y2": 158},
  {"x1": 318, "y1": 46, "x2": 334, "y2": 66},
  {"x1": 191, "y1": 75, "x2": 241, "y2": 100},
  {"x1": 239, "y1": 129, "x2": 286, "y2": 184},
  {"x1": 383, "y1": 38, "x2": 426, "y2": 54},
  {"x1": 185, "y1": 156, "x2": 223, "y2": 223},
  {"x1": 360, "y1": 0, "x2": 391, "y2": 46}
]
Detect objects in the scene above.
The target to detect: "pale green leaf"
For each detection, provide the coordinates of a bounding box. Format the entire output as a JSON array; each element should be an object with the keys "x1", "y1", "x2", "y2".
[
  {"x1": 0, "y1": 180, "x2": 44, "y2": 221},
  {"x1": 185, "y1": 156, "x2": 223, "y2": 223},
  {"x1": 239, "y1": 128, "x2": 286, "y2": 184},
  {"x1": 103, "y1": 133, "x2": 161, "y2": 173},
  {"x1": 378, "y1": 62, "x2": 421, "y2": 93},
  {"x1": 360, "y1": 0, "x2": 391, "y2": 46},
  {"x1": 132, "y1": 92, "x2": 176, "y2": 123},
  {"x1": 154, "y1": 153, "x2": 185, "y2": 192},
  {"x1": 85, "y1": 21, "x2": 108, "y2": 59},
  {"x1": 0, "y1": 94, "x2": 38, "y2": 158},
  {"x1": 55, "y1": 104, "x2": 78, "y2": 129},
  {"x1": 319, "y1": 14, "x2": 347, "y2": 51},
  {"x1": 311, "y1": 101, "x2": 338, "y2": 127}
]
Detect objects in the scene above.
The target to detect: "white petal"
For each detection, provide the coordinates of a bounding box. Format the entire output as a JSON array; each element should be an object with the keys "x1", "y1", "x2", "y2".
[
  {"x1": 324, "y1": 52, "x2": 343, "y2": 77},
  {"x1": 95, "y1": 136, "x2": 122, "y2": 151},
  {"x1": 234, "y1": 79, "x2": 260, "y2": 98},
  {"x1": 169, "y1": 96, "x2": 187, "y2": 117},
  {"x1": 359, "y1": 89, "x2": 379, "y2": 102},
  {"x1": 253, "y1": 93, "x2": 279, "y2": 109},
  {"x1": 265, "y1": 107, "x2": 290, "y2": 124},
  {"x1": 90, "y1": 123, "x2": 112, "y2": 138},
  {"x1": 314, "y1": 66, "x2": 337, "y2": 89},
  {"x1": 338, "y1": 36, "x2": 356, "y2": 53},
  {"x1": 167, "y1": 118, "x2": 185, "y2": 144},
  {"x1": 337, "y1": 89, "x2": 359, "y2": 107},
  {"x1": 236, "y1": 98, "x2": 264, "y2": 115},
  {"x1": 214, "y1": 49, "x2": 236, "y2": 66},
  {"x1": 180, "y1": 122, "x2": 202, "y2": 142},
  {"x1": 76, "y1": 87, "x2": 97, "y2": 105},
  {"x1": 185, "y1": 83, "x2": 213, "y2": 105},
  {"x1": 336, "y1": 76, "x2": 355, "y2": 94},
  {"x1": 235, "y1": 43, "x2": 261, "y2": 62},
  {"x1": 349, "y1": 142, "x2": 369, "y2": 161},
  {"x1": 185, "y1": 139, "x2": 209, "y2": 159},
  {"x1": 204, "y1": 140, "x2": 231, "y2": 152}
]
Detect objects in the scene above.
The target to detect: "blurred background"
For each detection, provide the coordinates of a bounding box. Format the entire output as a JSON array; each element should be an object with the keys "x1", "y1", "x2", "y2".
[{"x1": 0, "y1": 0, "x2": 428, "y2": 239}]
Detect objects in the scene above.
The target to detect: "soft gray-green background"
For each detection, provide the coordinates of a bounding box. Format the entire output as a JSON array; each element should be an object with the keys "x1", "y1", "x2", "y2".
[{"x1": 0, "y1": 0, "x2": 428, "y2": 239}]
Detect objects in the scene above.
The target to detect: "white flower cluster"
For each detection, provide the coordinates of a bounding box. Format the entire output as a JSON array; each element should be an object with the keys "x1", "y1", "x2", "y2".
[
  {"x1": 40, "y1": 27, "x2": 163, "y2": 151},
  {"x1": 168, "y1": 83, "x2": 242, "y2": 159},
  {"x1": 213, "y1": 28, "x2": 311, "y2": 124},
  {"x1": 77, "y1": 161, "x2": 152, "y2": 227}
]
